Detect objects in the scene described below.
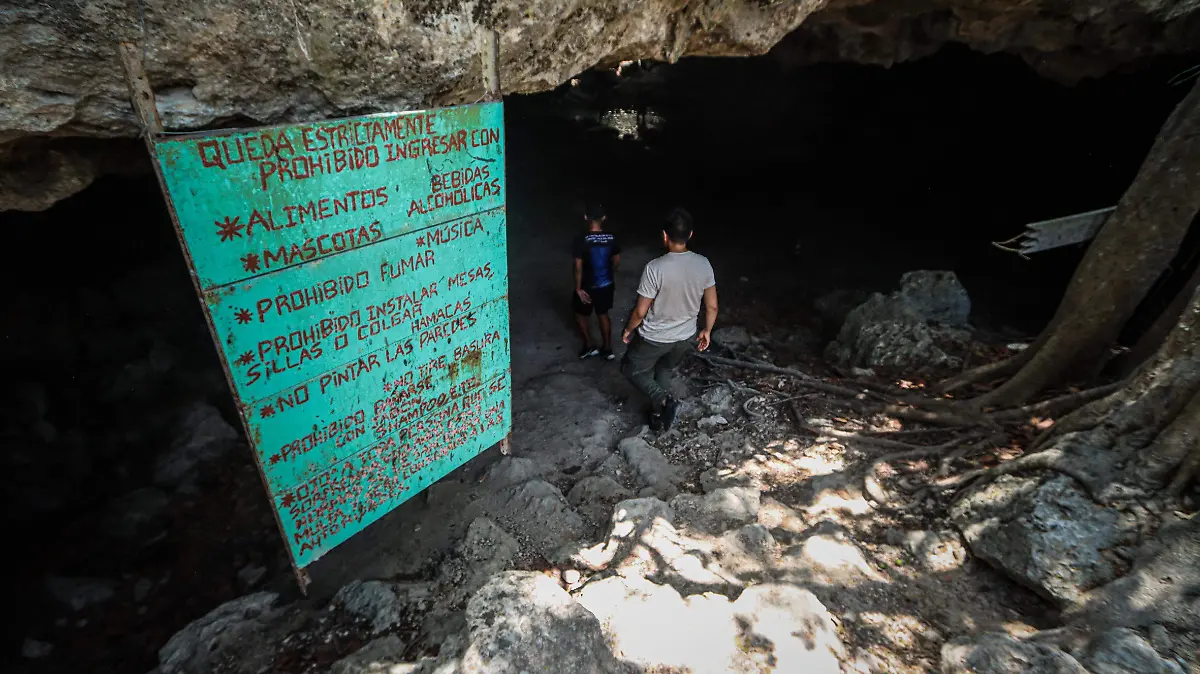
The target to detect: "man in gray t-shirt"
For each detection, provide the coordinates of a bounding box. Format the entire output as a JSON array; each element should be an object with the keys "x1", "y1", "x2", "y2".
[{"x1": 621, "y1": 208, "x2": 718, "y2": 431}]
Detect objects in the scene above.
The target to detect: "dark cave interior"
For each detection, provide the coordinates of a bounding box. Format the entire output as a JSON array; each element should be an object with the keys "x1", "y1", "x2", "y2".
[{"x1": 2, "y1": 41, "x2": 1197, "y2": 673}]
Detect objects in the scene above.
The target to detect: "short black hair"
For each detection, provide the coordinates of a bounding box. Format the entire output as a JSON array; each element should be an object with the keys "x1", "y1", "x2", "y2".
[
  {"x1": 585, "y1": 203, "x2": 606, "y2": 222},
  {"x1": 664, "y1": 208, "x2": 693, "y2": 244}
]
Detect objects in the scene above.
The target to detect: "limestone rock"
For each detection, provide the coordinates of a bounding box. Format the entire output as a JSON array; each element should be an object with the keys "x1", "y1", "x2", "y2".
[
  {"x1": 471, "y1": 480, "x2": 585, "y2": 557},
  {"x1": 157, "y1": 592, "x2": 286, "y2": 674},
  {"x1": 567, "y1": 475, "x2": 634, "y2": 524},
  {"x1": 329, "y1": 636, "x2": 410, "y2": 674},
  {"x1": 480, "y1": 456, "x2": 540, "y2": 489},
  {"x1": 154, "y1": 402, "x2": 239, "y2": 488},
  {"x1": 887, "y1": 529, "x2": 969, "y2": 572},
  {"x1": 711, "y1": 326, "x2": 750, "y2": 348},
  {"x1": 456, "y1": 571, "x2": 631, "y2": 673},
  {"x1": 437, "y1": 517, "x2": 519, "y2": 607},
  {"x1": 334, "y1": 580, "x2": 433, "y2": 633},
  {"x1": 1071, "y1": 518, "x2": 1200, "y2": 668},
  {"x1": 576, "y1": 576, "x2": 843, "y2": 673},
  {"x1": 826, "y1": 270, "x2": 972, "y2": 372},
  {"x1": 940, "y1": 632, "x2": 1089, "y2": 674},
  {"x1": 700, "y1": 386, "x2": 736, "y2": 417},
  {"x1": 669, "y1": 486, "x2": 760, "y2": 535},
  {"x1": 100, "y1": 487, "x2": 170, "y2": 540},
  {"x1": 1079, "y1": 628, "x2": 1185, "y2": 674},
  {"x1": 951, "y1": 475, "x2": 1121, "y2": 606},
  {"x1": 45, "y1": 576, "x2": 116, "y2": 611},
  {"x1": 779, "y1": 529, "x2": 888, "y2": 587},
  {"x1": 618, "y1": 437, "x2": 681, "y2": 499}
]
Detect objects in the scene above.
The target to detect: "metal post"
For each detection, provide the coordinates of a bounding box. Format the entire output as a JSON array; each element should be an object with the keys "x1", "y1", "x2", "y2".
[
  {"x1": 116, "y1": 42, "x2": 163, "y2": 135},
  {"x1": 478, "y1": 28, "x2": 500, "y2": 100}
]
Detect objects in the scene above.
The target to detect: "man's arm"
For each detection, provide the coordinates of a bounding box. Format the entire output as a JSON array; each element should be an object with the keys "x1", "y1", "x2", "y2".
[
  {"x1": 573, "y1": 258, "x2": 590, "y2": 303},
  {"x1": 622, "y1": 295, "x2": 654, "y2": 343},
  {"x1": 696, "y1": 285, "x2": 719, "y2": 351}
]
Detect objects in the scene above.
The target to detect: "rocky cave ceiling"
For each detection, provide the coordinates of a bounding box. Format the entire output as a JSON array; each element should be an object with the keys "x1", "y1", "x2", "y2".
[{"x1": 1, "y1": 0, "x2": 1198, "y2": 211}]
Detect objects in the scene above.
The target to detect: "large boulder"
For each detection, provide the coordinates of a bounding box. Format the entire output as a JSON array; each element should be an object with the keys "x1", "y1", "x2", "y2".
[
  {"x1": 950, "y1": 475, "x2": 1123, "y2": 607},
  {"x1": 333, "y1": 580, "x2": 433, "y2": 633},
  {"x1": 575, "y1": 576, "x2": 844, "y2": 673},
  {"x1": 940, "y1": 632, "x2": 1090, "y2": 674},
  {"x1": 156, "y1": 592, "x2": 301, "y2": 674},
  {"x1": 456, "y1": 571, "x2": 631, "y2": 674},
  {"x1": 1078, "y1": 628, "x2": 1186, "y2": 674},
  {"x1": 154, "y1": 402, "x2": 239, "y2": 488},
  {"x1": 468, "y1": 479, "x2": 585, "y2": 557},
  {"x1": 618, "y1": 437, "x2": 681, "y2": 499},
  {"x1": 668, "y1": 486, "x2": 760, "y2": 535},
  {"x1": 437, "y1": 517, "x2": 520, "y2": 607},
  {"x1": 825, "y1": 270, "x2": 972, "y2": 372}
]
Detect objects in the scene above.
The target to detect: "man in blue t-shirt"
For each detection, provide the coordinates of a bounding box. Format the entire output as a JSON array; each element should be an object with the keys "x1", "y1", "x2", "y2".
[{"x1": 572, "y1": 203, "x2": 621, "y2": 360}]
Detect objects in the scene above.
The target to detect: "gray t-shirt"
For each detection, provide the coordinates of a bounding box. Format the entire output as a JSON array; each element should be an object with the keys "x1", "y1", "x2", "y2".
[{"x1": 636, "y1": 251, "x2": 716, "y2": 343}]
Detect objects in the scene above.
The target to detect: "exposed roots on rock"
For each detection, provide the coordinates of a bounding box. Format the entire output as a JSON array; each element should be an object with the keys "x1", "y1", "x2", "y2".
[{"x1": 864, "y1": 433, "x2": 1003, "y2": 508}]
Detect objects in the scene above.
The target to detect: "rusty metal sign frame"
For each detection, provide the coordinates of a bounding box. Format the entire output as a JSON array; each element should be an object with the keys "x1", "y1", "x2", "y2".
[{"x1": 118, "y1": 30, "x2": 509, "y2": 594}]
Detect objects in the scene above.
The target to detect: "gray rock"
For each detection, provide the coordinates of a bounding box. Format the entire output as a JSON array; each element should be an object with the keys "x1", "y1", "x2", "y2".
[
  {"x1": 46, "y1": 576, "x2": 116, "y2": 611},
  {"x1": 21, "y1": 638, "x2": 53, "y2": 659},
  {"x1": 481, "y1": 456, "x2": 541, "y2": 489},
  {"x1": 576, "y1": 578, "x2": 842, "y2": 672},
  {"x1": 700, "y1": 386, "x2": 736, "y2": 416},
  {"x1": 712, "y1": 326, "x2": 751, "y2": 348},
  {"x1": 888, "y1": 529, "x2": 969, "y2": 572},
  {"x1": 100, "y1": 487, "x2": 170, "y2": 539},
  {"x1": 1070, "y1": 519, "x2": 1200, "y2": 669},
  {"x1": 457, "y1": 571, "x2": 631, "y2": 673},
  {"x1": 157, "y1": 592, "x2": 281, "y2": 674},
  {"x1": 826, "y1": 271, "x2": 972, "y2": 372},
  {"x1": 618, "y1": 437, "x2": 681, "y2": 499},
  {"x1": 716, "y1": 523, "x2": 778, "y2": 577},
  {"x1": 951, "y1": 475, "x2": 1120, "y2": 606},
  {"x1": 237, "y1": 565, "x2": 266, "y2": 588},
  {"x1": 1079, "y1": 628, "x2": 1184, "y2": 674},
  {"x1": 567, "y1": 476, "x2": 634, "y2": 524},
  {"x1": 730, "y1": 584, "x2": 845, "y2": 672},
  {"x1": 697, "y1": 414, "x2": 728, "y2": 430},
  {"x1": 438, "y1": 517, "x2": 519, "y2": 607},
  {"x1": 335, "y1": 580, "x2": 433, "y2": 633},
  {"x1": 154, "y1": 403, "x2": 238, "y2": 488},
  {"x1": 940, "y1": 632, "x2": 1089, "y2": 674},
  {"x1": 330, "y1": 636, "x2": 409, "y2": 674},
  {"x1": 592, "y1": 453, "x2": 634, "y2": 484},
  {"x1": 779, "y1": 528, "x2": 887, "y2": 587},
  {"x1": 480, "y1": 480, "x2": 585, "y2": 557},
  {"x1": 134, "y1": 577, "x2": 155, "y2": 603},
  {"x1": 669, "y1": 486, "x2": 760, "y2": 535}
]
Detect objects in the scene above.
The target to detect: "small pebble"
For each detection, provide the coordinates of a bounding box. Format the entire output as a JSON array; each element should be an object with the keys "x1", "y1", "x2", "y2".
[{"x1": 563, "y1": 569, "x2": 581, "y2": 585}]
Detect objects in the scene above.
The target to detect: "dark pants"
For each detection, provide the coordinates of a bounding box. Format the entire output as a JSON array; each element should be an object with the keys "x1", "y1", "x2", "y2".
[{"x1": 621, "y1": 334, "x2": 691, "y2": 413}]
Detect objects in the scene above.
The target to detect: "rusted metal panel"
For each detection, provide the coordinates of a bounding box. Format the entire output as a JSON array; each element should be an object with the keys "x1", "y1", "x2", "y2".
[
  {"x1": 993, "y1": 206, "x2": 1116, "y2": 256},
  {"x1": 148, "y1": 103, "x2": 510, "y2": 569}
]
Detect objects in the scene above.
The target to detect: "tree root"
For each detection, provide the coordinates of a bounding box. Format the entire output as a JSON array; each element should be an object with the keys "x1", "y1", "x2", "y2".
[
  {"x1": 801, "y1": 422, "x2": 960, "y2": 452},
  {"x1": 937, "y1": 351, "x2": 1032, "y2": 394},
  {"x1": 864, "y1": 432, "x2": 1001, "y2": 508},
  {"x1": 882, "y1": 404, "x2": 1001, "y2": 430},
  {"x1": 990, "y1": 383, "x2": 1122, "y2": 423}
]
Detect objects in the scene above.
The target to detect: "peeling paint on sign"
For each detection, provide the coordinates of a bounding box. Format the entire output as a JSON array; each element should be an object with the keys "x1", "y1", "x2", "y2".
[{"x1": 149, "y1": 103, "x2": 511, "y2": 570}]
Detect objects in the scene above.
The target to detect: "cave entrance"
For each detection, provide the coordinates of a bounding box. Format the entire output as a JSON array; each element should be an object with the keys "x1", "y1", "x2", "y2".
[{"x1": 3, "y1": 42, "x2": 1195, "y2": 674}]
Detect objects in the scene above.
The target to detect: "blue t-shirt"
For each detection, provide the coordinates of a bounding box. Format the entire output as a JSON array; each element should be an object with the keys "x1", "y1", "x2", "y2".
[{"x1": 573, "y1": 231, "x2": 620, "y2": 289}]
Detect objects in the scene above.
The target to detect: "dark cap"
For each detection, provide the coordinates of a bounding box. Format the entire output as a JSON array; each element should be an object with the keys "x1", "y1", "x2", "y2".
[{"x1": 585, "y1": 203, "x2": 606, "y2": 222}]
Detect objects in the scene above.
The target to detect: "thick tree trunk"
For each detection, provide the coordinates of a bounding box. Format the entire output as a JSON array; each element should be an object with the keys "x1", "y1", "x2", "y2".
[
  {"x1": 1114, "y1": 261, "x2": 1200, "y2": 377},
  {"x1": 972, "y1": 80, "x2": 1200, "y2": 407}
]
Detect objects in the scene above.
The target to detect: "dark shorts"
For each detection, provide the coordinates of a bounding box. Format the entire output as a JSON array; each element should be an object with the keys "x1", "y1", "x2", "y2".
[{"x1": 573, "y1": 284, "x2": 615, "y2": 315}]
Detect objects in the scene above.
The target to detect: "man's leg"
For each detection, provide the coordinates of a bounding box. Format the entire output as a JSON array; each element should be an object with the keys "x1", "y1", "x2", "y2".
[
  {"x1": 574, "y1": 313, "x2": 592, "y2": 348},
  {"x1": 572, "y1": 291, "x2": 598, "y2": 358},
  {"x1": 654, "y1": 339, "x2": 691, "y2": 391},
  {"x1": 653, "y1": 340, "x2": 692, "y2": 430},
  {"x1": 621, "y1": 335, "x2": 671, "y2": 414},
  {"x1": 598, "y1": 314, "x2": 612, "y2": 351}
]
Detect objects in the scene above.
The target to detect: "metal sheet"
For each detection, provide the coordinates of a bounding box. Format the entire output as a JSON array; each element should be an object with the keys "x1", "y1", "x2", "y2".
[
  {"x1": 149, "y1": 103, "x2": 510, "y2": 569},
  {"x1": 993, "y1": 206, "x2": 1116, "y2": 256}
]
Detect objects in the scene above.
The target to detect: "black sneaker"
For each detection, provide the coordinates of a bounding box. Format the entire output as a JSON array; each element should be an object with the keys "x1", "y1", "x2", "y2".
[
  {"x1": 600, "y1": 348, "x2": 615, "y2": 361},
  {"x1": 579, "y1": 346, "x2": 600, "y2": 360},
  {"x1": 661, "y1": 396, "x2": 680, "y2": 431},
  {"x1": 648, "y1": 412, "x2": 664, "y2": 433}
]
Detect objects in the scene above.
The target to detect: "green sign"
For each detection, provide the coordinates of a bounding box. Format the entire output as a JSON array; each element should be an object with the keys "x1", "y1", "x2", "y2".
[{"x1": 150, "y1": 103, "x2": 510, "y2": 571}]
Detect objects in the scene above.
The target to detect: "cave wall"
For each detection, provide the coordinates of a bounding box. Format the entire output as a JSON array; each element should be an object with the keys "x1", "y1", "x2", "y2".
[{"x1": 1, "y1": 0, "x2": 1197, "y2": 211}]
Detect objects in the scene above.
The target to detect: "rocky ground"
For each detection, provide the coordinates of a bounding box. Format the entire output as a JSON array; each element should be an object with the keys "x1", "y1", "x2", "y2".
[{"x1": 10, "y1": 210, "x2": 1197, "y2": 672}]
